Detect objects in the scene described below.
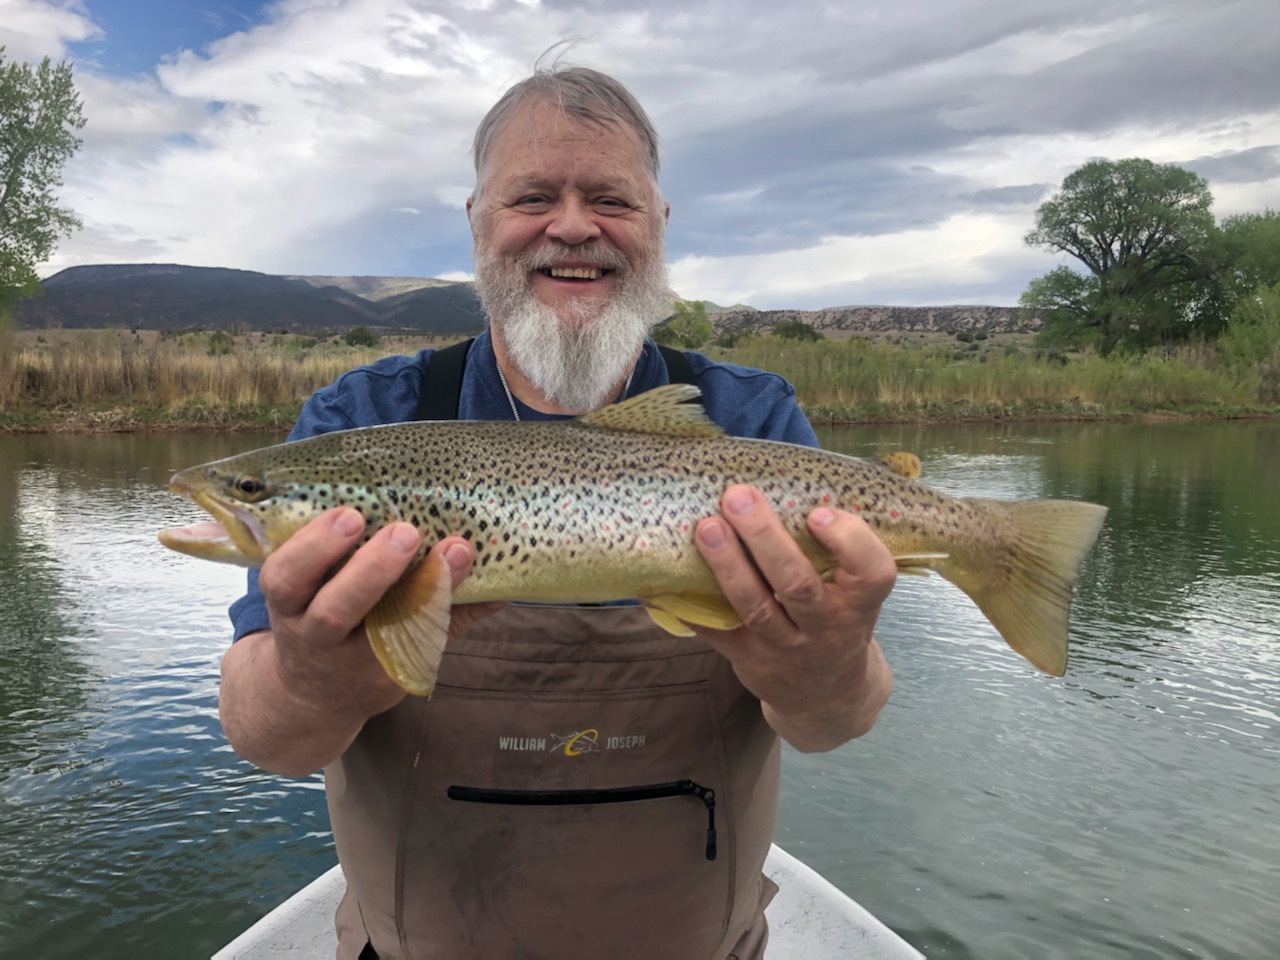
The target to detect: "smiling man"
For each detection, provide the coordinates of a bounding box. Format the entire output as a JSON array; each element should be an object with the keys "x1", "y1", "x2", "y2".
[{"x1": 218, "y1": 62, "x2": 894, "y2": 960}]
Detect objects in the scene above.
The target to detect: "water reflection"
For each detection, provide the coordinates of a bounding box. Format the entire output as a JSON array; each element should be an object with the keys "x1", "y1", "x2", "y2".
[
  {"x1": 804, "y1": 418, "x2": 1280, "y2": 959},
  {"x1": 1, "y1": 422, "x2": 1278, "y2": 959}
]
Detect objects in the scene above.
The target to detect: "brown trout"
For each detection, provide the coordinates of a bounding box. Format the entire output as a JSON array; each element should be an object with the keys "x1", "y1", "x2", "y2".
[{"x1": 159, "y1": 384, "x2": 1106, "y2": 694}]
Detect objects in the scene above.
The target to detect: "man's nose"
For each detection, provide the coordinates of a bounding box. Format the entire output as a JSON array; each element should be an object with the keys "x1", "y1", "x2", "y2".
[{"x1": 544, "y1": 197, "x2": 601, "y2": 245}]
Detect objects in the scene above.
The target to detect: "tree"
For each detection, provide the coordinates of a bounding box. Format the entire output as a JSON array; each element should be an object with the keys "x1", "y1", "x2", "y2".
[
  {"x1": 653, "y1": 299, "x2": 712, "y2": 349},
  {"x1": 774, "y1": 318, "x2": 822, "y2": 341},
  {"x1": 344, "y1": 325, "x2": 379, "y2": 347},
  {"x1": 1221, "y1": 282, "x2": 1280, "y2": 402},
  {"x1": 1023, "y1": 158, "x2": 1217, "y2": 353},
  {"x1": 1219, "y1": 210, "x2": 1280, "y2": 305},
  {"x1": 0, "y1": 49, "x2": 86, "y2": 317}
]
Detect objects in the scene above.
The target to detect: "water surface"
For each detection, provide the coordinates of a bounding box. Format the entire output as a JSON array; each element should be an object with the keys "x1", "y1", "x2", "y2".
[{"x1": 0, "y1": 422, "x2": 1276, "y2": 958}]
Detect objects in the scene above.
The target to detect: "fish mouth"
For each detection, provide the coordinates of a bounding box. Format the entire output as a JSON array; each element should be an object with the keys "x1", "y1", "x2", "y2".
[{"x1": 158, "y1": 474, "x2": 271, "y2": 566}]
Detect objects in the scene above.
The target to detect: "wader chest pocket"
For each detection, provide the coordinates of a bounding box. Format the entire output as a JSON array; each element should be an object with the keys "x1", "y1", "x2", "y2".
[{"x1": 448, "y1": 779, "x2": 718, "y2": 860}]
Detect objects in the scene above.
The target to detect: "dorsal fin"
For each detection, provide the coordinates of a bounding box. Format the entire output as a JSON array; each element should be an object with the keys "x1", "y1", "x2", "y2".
[
  {"x1": 575, "y1": 384, "x2": 723, "y2": 438},
  {"x1": 876, "y1": 451, "x2": 922, "y2": 479}
]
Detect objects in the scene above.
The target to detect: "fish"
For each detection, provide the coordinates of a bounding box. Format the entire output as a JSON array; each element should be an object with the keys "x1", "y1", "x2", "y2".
[{"x1": 158, "y1": 384, "x2": 1107, "y2": 695}]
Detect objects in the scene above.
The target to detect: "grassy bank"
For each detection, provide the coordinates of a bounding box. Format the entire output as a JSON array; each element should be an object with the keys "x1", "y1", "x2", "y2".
[{"x1": 1, "y1": 327, "x2": 1275, "y2": 432}]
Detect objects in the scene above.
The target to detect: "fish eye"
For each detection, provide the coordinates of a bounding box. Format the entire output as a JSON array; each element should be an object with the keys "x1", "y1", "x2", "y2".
[{"x1": 233, "y1": 475, "x2": 267, "y2": 501}]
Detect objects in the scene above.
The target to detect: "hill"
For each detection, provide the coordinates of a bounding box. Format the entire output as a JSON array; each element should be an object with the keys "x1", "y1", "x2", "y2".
[
  {"x1": 15, "y1": 264, "x2": 1034, "y2": 339},
  {"x1": 712, "y1": 304, "x2": 1038, "y2": 336},
  {"x1": 16, "y1": 264, "x2": 485, "y2": 335}
]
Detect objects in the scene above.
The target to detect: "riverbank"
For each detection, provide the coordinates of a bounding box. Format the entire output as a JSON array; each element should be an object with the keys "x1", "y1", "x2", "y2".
[{"x1": 2, "y1": 327, "x2": 1276, "y2": 432}]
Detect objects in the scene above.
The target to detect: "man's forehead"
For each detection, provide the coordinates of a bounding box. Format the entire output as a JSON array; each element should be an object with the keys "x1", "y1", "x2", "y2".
[{"x1": 492, "y1": 99, "x2": 642, "y2": 152}]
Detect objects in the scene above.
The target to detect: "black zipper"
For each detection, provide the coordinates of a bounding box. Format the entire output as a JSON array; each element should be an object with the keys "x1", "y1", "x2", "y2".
[{"x1": 447, "y1": 778, "x2": 718, "y2": 861}]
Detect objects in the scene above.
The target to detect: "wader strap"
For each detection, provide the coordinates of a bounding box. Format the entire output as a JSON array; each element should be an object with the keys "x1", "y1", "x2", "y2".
[
  {"x1": 657, "y1": 344, "x2": 697, "y2": 388},
  {"x1": 414, "y1": 338, "x2": 698, "y2": 421},
  {"x1": 414, "y1": 337, "x2": 474, "y2": 421}
]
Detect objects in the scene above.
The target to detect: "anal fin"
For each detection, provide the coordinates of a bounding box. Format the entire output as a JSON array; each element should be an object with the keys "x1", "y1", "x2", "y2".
[
  {"x1": 642, "y1": 592, "x2": 742, "y2": 634},
  {"x1": 365, "y1": 551, "x2": 452, "y2": 697},
  {"x1": 894, "y1": 552, "x2": 949, "y2": 576}
]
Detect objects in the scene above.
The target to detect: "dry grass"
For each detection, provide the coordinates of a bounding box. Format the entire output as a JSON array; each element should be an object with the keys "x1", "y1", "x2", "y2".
[{"x1": 1, "y1": 327, "x2": 1273, "y2": 430}]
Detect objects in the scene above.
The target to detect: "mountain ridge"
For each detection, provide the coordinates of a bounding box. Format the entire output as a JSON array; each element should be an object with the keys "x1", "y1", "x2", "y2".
[{"x1": 16, "y1": 263, "x2": 1034, "y2": 337}]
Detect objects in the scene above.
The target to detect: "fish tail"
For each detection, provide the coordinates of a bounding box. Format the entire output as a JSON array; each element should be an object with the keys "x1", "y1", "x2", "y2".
[{"x1": 943, "y1": 499, "x2": 1107, "y2": 676}]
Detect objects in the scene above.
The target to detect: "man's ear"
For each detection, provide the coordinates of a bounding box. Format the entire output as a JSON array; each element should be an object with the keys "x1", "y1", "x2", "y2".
[{"x1": 664, "y1": 201, "x2": 670, "y2": 224}]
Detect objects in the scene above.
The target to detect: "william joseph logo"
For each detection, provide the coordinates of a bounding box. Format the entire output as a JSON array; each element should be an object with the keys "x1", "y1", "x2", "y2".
[
  {"x1": 496, "y1": 729, "x2": 648, "y2": 755},
  {"x1": 550, "y1": 729, "x2": 600, "y2": 756}
]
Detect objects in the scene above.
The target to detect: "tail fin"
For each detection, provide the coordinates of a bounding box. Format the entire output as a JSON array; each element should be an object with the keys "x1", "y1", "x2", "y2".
[{"x1": 943, "y1": 499, "x2": 1107, "y2": 676}]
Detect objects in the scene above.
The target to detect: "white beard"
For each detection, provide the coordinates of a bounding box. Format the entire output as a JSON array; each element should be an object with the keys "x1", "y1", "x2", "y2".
[{"x1": 474, "y1": 238, "x2": 673, "y2": 413}]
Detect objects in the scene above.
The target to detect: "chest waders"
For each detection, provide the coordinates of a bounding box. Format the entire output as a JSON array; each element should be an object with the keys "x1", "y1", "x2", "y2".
[{"x1": 330, "y1": 341, "x2": 780, "y2": 959}]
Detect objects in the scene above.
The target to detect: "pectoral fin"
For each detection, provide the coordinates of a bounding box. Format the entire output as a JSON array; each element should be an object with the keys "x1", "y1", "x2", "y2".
[
  {"x1": 642, "y1": 592, "x2": 743, "y2": 634},
  {"x1": 364, "y1": 552, "x2": 452, "y2": 697}
]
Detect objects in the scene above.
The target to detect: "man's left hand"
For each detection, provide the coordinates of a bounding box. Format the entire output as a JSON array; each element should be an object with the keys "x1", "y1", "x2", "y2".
[{"x1": 694, "y1": 484, "x2": 896, "y2": 752}]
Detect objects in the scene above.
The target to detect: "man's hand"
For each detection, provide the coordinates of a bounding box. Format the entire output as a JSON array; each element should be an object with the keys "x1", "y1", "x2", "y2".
[
  {"x1": 694, "y1": 485, "x2": 896, "y2": 752},
  {"x1": 219, "y1": 507, "x2": 483, "y2": 775}
]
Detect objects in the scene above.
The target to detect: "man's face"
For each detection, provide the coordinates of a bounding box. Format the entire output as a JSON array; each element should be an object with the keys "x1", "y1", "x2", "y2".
[
  {"x1": 469, "y1": 98, "x2": 666, "y2": 322},
  {"x1": 468, "y1": 98, "x2": 673, "y2": 412}
]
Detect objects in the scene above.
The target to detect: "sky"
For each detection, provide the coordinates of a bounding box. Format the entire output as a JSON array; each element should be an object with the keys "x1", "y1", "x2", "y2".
[{"x1": 4, "y1": 0, "x2": 1280, "y2": 310}]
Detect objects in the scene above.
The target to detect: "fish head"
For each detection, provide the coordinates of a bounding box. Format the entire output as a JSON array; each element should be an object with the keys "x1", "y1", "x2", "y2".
[{"x1": 158, "y1": 448, "x2": 333, "y2": 566}]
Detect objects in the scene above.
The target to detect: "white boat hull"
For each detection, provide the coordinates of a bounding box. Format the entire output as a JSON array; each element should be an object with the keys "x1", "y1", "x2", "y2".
[{"x1": 213, "y1": 843, "x2": 922, "y2": 958}]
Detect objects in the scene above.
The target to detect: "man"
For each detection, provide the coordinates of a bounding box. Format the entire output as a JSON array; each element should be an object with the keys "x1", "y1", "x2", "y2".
[{"x1": 220, "y1": 64, "x2": 894, "y2": 959}]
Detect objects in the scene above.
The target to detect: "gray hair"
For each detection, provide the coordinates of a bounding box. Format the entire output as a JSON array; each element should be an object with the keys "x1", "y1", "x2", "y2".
[{"x1": 471, "y1": 62, "x2": 661, "y2": 201}]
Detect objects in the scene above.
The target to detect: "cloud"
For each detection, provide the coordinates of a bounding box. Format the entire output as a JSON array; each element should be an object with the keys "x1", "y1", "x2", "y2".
[
  {"x1": 7, "y1": 0, "x2": 1278, "y2": 309},
  {"x1": 0, "y1": 0, "x2": 99, "y2": 61},
  {"x1": 1184, "y1": 146, "x2": 1280, "y2": 186}
]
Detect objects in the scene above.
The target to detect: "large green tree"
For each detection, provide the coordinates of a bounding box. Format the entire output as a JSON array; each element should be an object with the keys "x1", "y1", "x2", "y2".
[
  {"x1": 653, "y1": 299, "x2": 712, "y2": 349},
  {"x1": 0, "y1": 48, "x2": 86, "y2": 316},
  {"x1": 1022, "y1": 158, "x2": 1217, "y2": 353},
  {"x1": 1219, "y1": 209, "x2": 1280, "y2": 303}
]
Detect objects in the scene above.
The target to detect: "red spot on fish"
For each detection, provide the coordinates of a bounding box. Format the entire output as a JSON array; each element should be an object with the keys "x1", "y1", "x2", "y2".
[
  {"x1": 851, "y1": 504, "x2": 862, "y2": 512},
  {"x1": 489, "y1": 536, "x2": 498, "y2": 546},
  {"x1": 787, "y1": 499, "x2": 796, "y2": 508},
  {"x1": 890, "y1": 509, "x2": 900, "y2": 519},
  {"x1": 821, "y1": 493, "x2": 832, "y2": 504}
]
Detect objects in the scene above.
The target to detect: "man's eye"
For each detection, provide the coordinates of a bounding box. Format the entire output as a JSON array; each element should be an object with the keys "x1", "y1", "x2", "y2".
[{"x1": 516, "y1": 195, "x2": 548, "y2": 206}]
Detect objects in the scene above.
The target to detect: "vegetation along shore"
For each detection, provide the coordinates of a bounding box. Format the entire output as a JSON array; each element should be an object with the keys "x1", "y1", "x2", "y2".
[{"x1": 2, "y1": 323, "x2": 1276, "y2": 434}]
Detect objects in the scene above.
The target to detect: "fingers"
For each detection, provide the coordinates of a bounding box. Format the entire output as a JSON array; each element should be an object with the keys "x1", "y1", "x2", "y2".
[
  {"x1": 695, "y1": 484, "x2": 896, "y2": 634},
  {"x1": 806, "y1": 505, "x2": 897, "y2": 613},
  {"x1": 695, "y1": 485, "x2": 822, "y2": 634},
  {"x1": 260, "y1": 509, "x2": 478, "y2": 647},
  {"x1": 303, "y1": 521, "x2": 424, "y2": 640},
  {"x1": 259, "y1": 508, "x2": 369, "y2": 619}
]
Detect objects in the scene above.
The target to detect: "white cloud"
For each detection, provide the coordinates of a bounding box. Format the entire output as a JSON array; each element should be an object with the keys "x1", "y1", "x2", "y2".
[
  {"x1": 669, "y1": 212, "x2": 1045, "y2": 308},
  {"x1": 7, "y1": 0, "x2": 1278, "y2": 305},
  {"x1": 0, "y1": 0, "x2": 99, "y2": 61}
]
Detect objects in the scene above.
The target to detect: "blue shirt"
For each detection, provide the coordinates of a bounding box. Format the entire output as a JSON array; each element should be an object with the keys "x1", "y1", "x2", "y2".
[{"x1": 229, "y1": 330, "x2": 817, "y2": 639}]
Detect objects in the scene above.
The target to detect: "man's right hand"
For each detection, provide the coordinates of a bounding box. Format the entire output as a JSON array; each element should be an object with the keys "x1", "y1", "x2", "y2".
[{"x1": 218, "y1": 507, "x2": 478, "y2": 776}]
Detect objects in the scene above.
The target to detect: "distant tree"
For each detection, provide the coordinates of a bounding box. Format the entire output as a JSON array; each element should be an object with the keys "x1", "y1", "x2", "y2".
[
  {"x1": 0, "y1": 49, "x2": 86, "y2": 320},
  {"x1": 1022, "y1": 158, "x2": 1217, "y2": 354},
  {"x1": 1221, "y1": 282, "x2": 1280, "y2": 402},
  {"x1": 344, "y1": 325, "x2": 379, "y2": 347},
  {"x1": 774, "y1": 318, "x2": 822, "y2": 342},
  {"x1": 1219, "y1": 210, "x2": 1280, "y2": 305},
  {"x1": 207, "y1": 330, "x2": 234, "y2": 355},
  {"x1": 652, "y1": 300, "x2": 712, "y2": 348}
]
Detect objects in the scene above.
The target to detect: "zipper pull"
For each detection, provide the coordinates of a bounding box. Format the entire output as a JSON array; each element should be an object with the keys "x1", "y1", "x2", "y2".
[{"x1": 680, "y1": 780, "x2": 718, "y2": 861}]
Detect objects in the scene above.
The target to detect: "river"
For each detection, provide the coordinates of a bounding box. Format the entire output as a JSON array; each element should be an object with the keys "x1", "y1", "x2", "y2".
[{"x1": 0, "y1": 420, "x2": 1276, "y2": 959}]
